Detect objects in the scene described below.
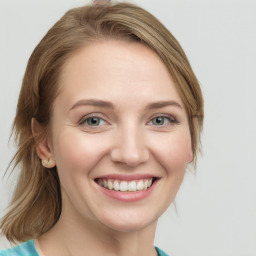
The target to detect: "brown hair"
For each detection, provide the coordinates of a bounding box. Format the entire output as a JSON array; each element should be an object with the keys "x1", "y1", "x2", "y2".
[{"x1": 0, "y1": 2, "x2": 203, "y2": 243}]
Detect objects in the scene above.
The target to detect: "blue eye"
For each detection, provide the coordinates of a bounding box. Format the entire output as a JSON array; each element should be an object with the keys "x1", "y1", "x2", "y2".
[
  {"x1": 150, "y1": 115, "x2": 177, "y2": 126},
  {"x1": 80, "y1": 117, "x2": 105, "y2": 127},
  {"x1": 152, "y1": 116, "x2": 168, "y2": 126}
]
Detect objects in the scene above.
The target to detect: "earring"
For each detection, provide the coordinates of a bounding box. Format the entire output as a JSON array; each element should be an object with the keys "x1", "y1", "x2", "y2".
[{"x1": 42, "y1": 158, "x2": 56, "y2": 168}]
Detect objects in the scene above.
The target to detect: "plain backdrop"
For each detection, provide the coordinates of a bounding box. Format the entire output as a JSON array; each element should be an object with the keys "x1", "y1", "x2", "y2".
[{"x1": 0, "y1": 0, "x2": 256, "y2": 255}]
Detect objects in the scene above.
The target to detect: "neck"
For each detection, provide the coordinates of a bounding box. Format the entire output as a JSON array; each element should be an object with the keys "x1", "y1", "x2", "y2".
[{"x1": 36, "y1": 210, "x2": 158, "y2": 256}]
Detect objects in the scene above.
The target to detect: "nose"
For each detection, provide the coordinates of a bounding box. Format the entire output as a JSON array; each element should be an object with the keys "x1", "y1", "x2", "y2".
[{"x1": 110, "y1": 126, "x2": 149, "y2": 167}]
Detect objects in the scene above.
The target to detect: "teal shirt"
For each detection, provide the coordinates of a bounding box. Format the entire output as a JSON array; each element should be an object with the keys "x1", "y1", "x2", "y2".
[
  {"x1": 0, "y1": 241, "x2": 169, "y2": 256},
  {"x1": 0, "y1": 241, "x2": 39, "y2": 256}
]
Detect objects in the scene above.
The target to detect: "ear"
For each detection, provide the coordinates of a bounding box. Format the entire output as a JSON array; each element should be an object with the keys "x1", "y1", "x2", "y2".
[{"x1": 31, "y1": 118, "x2": 56, "y2": 168}]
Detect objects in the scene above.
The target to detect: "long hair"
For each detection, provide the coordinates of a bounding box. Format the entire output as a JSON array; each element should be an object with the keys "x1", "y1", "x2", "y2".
[{"x1": 0, "y1": 2, "x2": 203, "y2": 243}]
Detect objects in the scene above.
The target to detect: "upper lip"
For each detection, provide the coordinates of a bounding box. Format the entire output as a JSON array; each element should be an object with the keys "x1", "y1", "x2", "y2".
[{"x1": 94, "y1": 174, "x2": 159, "y2": 181}]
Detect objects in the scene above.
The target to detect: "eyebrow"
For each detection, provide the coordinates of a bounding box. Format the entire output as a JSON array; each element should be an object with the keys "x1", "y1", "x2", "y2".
[
  {"x1": 145, "y1": 100, "x2": 182, "y2": 110},
  {"x1": 69, "y1": 99, "x2": 182, "y2": 111},
  {"x1": 69, "y1": 99, "x2": 114, "y2": 111}
]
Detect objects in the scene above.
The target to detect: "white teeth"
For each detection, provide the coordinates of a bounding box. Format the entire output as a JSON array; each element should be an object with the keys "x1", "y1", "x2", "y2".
[
  {"x1": 144, "y1": 180, "x2": 148, "y2": 190},
  {"x1": 107, "y1": 180, "x2": 114, "y2": 190},
  {"x1": 114, "y1": 180, "x2": 120, "y2": 191},
  {"x1": 97, "y1": 178, "x2": 154, "y2": 192},
  {"x1": 128, "y1": 181, "x2": 137, "y2": 192},
  {"x1": 137, "y1": 180, "x2": 144, "y2": 191},
  {"x1": 120, "y1": 181, "x2": 128, "y2": 192}
]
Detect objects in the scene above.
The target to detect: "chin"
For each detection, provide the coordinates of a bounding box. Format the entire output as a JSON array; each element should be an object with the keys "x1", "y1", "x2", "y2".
[{"x1": 96, "y1": 208, "x2": 160, "y2": 233}]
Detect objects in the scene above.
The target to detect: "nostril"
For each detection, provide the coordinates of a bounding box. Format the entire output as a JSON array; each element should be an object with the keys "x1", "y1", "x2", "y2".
[{"x1": 110, "y1": 147, "x2": 149, "y2": 167}]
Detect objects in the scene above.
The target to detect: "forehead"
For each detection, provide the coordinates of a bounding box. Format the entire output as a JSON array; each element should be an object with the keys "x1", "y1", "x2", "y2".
[{"x1": 58, "y1": 40, "x2": 182, "y2": 108}]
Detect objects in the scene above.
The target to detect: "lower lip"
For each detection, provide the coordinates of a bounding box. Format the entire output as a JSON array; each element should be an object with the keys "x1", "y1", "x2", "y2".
[{"x1": 96, "y1": 180, "x2": 158, "y2": 203}]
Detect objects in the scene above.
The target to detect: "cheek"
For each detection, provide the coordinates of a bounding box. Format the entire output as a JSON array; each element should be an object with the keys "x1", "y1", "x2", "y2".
[
  {"x1": 52, "y1": 130, "x2": 108, "y2": 178},
  {"x1": 151, "y1": 130, "x2": 192, "y2": 170},
  {"x1": 171, "y1": 130, "x2": 192, "y2": 163}
]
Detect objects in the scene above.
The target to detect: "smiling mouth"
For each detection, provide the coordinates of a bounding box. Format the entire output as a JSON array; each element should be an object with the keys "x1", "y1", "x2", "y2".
[{"x1": 95, "y1": 178, "x2": 157, "y2": 192}]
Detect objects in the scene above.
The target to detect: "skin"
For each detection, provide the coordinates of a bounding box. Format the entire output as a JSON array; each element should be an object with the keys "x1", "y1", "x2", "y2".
[{"x1": 33, "y1": 40, "x2": 193, "y2": 256}]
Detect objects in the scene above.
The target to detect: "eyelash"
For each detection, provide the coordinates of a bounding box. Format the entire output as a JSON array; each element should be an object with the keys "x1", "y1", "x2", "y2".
[
  {"x1": 78, "y1": 113, "x2": 179, "y2": 129},
  {"x1": 79, "y1": 114, "x2": 106, "y2": 128},
  {"x1": 148, "y1": 114, "x2": 179, "y2": 127}
]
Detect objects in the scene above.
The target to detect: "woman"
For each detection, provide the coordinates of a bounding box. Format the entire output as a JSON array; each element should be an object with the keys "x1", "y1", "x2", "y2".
[{"x1": 0, "y1": 1, "x2": 203, "y2": 255}]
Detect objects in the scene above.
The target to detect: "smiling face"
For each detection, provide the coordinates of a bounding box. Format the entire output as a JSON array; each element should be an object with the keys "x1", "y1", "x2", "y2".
[{"x1": 39, "y1": 40, "x2": 193, "y2": 232}]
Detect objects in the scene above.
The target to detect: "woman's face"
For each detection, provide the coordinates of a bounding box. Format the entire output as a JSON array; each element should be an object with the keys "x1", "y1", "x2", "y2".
[{"x1": 47, "y1": 40, "x2": 192, "y2": 232}]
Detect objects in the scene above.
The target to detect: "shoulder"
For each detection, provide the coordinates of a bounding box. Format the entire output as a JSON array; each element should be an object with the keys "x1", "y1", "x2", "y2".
[
  {"x1": 0, "y1": 240, "x2": 39, "y2": 256},
  {"x1": 155, "y1": 247, "x2": 170, "y2": 256}
]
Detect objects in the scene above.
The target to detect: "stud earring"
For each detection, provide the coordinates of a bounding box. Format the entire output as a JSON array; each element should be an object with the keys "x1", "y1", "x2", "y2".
[{"x1": 42, "y1": 158, "x2": 56, "y2": 168}]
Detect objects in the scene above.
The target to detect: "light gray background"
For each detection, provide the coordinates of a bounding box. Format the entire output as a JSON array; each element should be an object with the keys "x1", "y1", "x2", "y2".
[{"x1": 0, "y1": 0, "x2": 256, "y2": 255}]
